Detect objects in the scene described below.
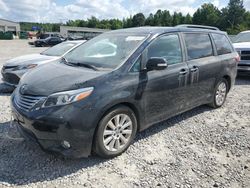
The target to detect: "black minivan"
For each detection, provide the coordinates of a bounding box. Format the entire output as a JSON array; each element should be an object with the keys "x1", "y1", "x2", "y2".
[{"x1": 11, "y1": 26, "x2": 238, "y2": 158}]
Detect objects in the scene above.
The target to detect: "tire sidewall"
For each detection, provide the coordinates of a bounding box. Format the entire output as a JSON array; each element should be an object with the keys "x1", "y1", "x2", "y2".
[{"x1": 94, "y1": 106, "x2": 137, "y2": 158}]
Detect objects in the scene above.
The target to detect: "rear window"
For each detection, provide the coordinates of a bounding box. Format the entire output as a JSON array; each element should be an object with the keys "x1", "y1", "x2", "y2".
[
  {"x1": 212, "y1": 33, "x2": 233, "y2": 55},
  {"x1": 184, "y1": 33, "x2": 213, "y2": 60}
]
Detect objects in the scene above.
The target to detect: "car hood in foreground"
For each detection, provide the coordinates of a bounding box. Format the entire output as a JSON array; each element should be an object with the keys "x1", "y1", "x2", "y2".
[
  {"x1": 19, "y1": 62, "x2": 108, "y2": 96},
  {"x1": 233, "y1": 42, "x2": 250, "y2": 49},
  {"x1": 4, "y1": 54, "x2": 58, "y2": 67}
]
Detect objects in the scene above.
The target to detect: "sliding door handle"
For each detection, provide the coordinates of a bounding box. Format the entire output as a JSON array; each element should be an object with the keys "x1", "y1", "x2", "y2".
[
  {"x1": 190, "y1": 66, "x2": 199, "y2": 72},
  {"x1": 179, "y1": 69, "x2": 188, "y2": 75}
]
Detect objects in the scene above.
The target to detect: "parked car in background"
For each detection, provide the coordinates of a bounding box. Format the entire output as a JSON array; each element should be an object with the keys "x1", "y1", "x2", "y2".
[
  {"x1": 37, "y1": 33, "x2": 61, "y2": 39},
  {"x1": 28, "y1": 33, "x2": 63, "y2": 45},
  {"x1": 11, "y1": 26, "x2": 238, "y2": 159},
  {"x1": 34, "y1": 37, "x2": 65, "y2": 47},
  {"x1": 233, "y1": 30, "x2": 250, "y2": 75},
  {"x1": 1, "y1": 40, "x2": 86, "y2": 86}
]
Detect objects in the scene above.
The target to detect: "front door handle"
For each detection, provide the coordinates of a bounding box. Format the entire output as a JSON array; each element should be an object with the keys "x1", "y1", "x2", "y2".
[
  {"x1": 179, "y1": 69, "x2": 188, "y2": 75},
  {"x1": 190, "y1": 66, "x2": 199, "y2": 72}
]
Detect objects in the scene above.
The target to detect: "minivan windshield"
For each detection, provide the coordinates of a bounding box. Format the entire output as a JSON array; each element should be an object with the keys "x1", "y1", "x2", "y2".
[
  {"x1": 41, "y1": 42, "x2": 78, "y2": 56},
  {"x1": 233, "y1": 32, "x2": 250, "y2": 43},
  {"x1": 64, "y1": 33, "x2": 147, "y2": 69}
]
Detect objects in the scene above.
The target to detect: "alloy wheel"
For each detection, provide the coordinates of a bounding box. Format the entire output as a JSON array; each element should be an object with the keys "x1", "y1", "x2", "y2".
[
  {"x1": 215, "y1": 82, "x2": 227, "y2": 106},
  {"x1": 103, "y1": 114, "x2": 133, "y2": 152}
]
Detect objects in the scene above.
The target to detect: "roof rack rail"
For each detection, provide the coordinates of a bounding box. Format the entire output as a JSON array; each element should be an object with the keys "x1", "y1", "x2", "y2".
[{"x1": 176, "y1": 24, "x2": 220, "y2": 31}]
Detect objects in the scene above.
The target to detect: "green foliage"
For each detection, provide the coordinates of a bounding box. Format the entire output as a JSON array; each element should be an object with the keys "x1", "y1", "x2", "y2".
[
  {"x1": 193, "y1": 3, "x2": 221, "y2": 27},
  {"x1": 20, "y1": 0, "x2": 250, "y2": 35},
  {"x1": 227, "y1": 0, "x2": 245, "y2": 28},
  {"x1": 132, "y1": 13, "x2": 146, "y2": 27}
]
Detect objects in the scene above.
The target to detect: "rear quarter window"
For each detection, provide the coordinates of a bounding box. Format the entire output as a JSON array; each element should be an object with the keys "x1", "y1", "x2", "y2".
[
  {"x1": 211, "y1": 33, "x2": 233, "y2": 55},
  {"x1": 184, "y1": 33, "x2": 213, "y2": 60}
]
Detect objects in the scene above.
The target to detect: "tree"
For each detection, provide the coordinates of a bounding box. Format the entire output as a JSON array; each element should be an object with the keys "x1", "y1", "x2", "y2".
[
  {"x1": 193, "y1": 3, "x2": 221, "y2": 27},
  {"x1": 87, "y1": 16, "x2": 99, "y2": 28},
  {"x1": 145, "y1": 13, "x2": 154, "y2": 26},
  {"x1": 161, "y1": 10, "x2": 172, "y2": 26},
  {"x1": 184, "y1": 13, "x2": 192, "y2": 24},
  {"x1": 109, "y1": 19, "x2": 123, "y2": 30},
  {"x1": 172, "y1": 12, "x2": 184, "y2": 26},
  {"x1": 52, "y1": 24, "x2": 60, "y2": 32},
  {"x1": 153, "y1": 10, "x2": 163, "y2": 25},
  {"x1": 132, "y1": 13, "x2": 146, "y2": 27},
  {"x1": 227, "y1": 0, "x2": 245, "y2": 28},
  {"x1": 123, "y1": 17, "x2": 133, "y2": 28}
]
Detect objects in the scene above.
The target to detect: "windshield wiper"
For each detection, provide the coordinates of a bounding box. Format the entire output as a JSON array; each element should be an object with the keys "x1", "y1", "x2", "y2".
[
  {"x1": 74, "y1": 62, "x2": 99, "y2": 71},
  {"x1": 64, "y1": 60, "x2": 98, "y2": 71}
]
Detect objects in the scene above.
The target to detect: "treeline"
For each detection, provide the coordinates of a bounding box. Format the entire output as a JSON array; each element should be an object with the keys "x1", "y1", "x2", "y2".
[{"x1": 20, "y1": 0, "x2": 250, "y2": 34}]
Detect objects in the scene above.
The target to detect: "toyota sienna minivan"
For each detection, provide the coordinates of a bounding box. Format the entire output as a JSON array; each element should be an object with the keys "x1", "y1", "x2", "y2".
[{"x1": 11, "y1": 26, "x2": 238, "y2": 158}]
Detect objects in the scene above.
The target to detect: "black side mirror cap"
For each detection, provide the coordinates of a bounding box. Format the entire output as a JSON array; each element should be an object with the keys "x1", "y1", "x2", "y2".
[{"x1": 146, "y1": 57, "x2": 168, "y2": 71}]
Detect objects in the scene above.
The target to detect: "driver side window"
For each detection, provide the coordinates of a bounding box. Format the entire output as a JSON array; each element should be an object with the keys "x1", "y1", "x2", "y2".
[{"x1": 147, "y1": 34, "x2": 182, "y2": 65}]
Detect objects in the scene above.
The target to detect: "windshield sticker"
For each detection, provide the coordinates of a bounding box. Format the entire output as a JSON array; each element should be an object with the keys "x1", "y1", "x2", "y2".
[{"x1": 126, "y1": 36, "x2": 145, "y2": 41}]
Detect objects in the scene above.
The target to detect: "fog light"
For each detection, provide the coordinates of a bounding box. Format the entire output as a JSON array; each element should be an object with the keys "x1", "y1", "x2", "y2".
[{"x1": 61, "y1": 140, "x2": 71, "y2": 149}]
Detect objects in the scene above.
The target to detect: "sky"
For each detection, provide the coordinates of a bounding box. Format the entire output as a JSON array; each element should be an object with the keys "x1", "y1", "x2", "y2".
[{"x1": 0, "y1": 0, "x2": 249, "y2": 23}]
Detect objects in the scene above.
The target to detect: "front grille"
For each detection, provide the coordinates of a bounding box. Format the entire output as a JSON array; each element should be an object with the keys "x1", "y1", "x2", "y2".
[
  {"x1": 14, "y1": 94, "x2": 45, "y2": 111},
  {"x1": 241, "y1": 56, "x2": 250, "y2": 60},
  {"x1": 239, "y1": 50, "x2": 250, "y2": 61},
  {"x1": 241, "y1": 51, "x2": 250, "y2": 55},
  {"x1": 238, "y1": 64, "x2": 250, "y2": 67}
]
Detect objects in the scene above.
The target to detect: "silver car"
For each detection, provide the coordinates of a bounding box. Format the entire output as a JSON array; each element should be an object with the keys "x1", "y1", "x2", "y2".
[
  {"x1": 233, "y1": 31, "x2": 250, "y2": 75},
  {"x1": 1, "y1": 40, "x2": 86, "y2": 86}
]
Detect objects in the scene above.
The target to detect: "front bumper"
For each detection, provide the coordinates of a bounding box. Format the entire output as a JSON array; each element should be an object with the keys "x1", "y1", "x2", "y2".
[
  {"x1": 1, "y1": 67, "x2": 25, "y2": 86},
  {"x1": 11, "y1": 95, "x2": 97, "y2": 158}
]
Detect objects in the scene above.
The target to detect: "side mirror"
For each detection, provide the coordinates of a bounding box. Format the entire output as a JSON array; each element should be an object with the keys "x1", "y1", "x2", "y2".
[{"x1": 146, "y1": 57, "x2": 168, "y2": 71}]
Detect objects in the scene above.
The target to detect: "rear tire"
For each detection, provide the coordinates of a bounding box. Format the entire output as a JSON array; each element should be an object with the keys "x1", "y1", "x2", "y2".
[
  {"x1": 208, "y1": 78, "x2": 228, "y2": 108},
  {"x1": 93, "y1": 105, "x2": 137, "y2": 158}
]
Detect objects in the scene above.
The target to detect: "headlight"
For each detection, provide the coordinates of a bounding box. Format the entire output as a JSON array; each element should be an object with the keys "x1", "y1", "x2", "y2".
[
  {"x1": 42, "y1": 87, "x2": 94, "y2": 108},
  {"x1": 15, "y1": 64, "x2": 37, "y2": 70}
]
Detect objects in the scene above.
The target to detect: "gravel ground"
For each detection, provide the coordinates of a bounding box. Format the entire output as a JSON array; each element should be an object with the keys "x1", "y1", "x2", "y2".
[{"x1": 0, "y1": 40, "x2": 250, "y2": 188}]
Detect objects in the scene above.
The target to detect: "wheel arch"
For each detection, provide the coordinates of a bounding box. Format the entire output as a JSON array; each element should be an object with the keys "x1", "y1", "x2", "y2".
[
  {"x1": 222, "y1": 75, "x2": 231, "y2": 92},
  {"x1": 91, "y1": 102, "x2": 141, "y2": 153}
]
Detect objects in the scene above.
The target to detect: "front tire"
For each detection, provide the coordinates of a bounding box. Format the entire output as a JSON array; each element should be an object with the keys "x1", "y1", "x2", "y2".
[
  {"x1": 93, "y1": 105, "x2": 137, "y2": 158},
  {"x1": 208, "y1": 78, "x2": 228, "y2": 108}
]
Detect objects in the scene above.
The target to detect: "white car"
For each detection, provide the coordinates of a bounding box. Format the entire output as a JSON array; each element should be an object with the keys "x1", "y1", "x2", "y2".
[
  {"x1": 1, "y1": 40, "x2": 86, "y2": 86},
  {"x1": 233, "y1": 31, "x2": 250, "y2": 75}
]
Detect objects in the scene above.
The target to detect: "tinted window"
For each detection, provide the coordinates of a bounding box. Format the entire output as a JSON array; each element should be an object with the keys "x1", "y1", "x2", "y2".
[
  {"x1": 147, "y1": 34, "x2": 182, "y2": 65},
  {"x1": 184, "y1": 33, "x2": 213, "y2": 60},
  {"x1": 212, "y1": 33, "x2": 233, "y2": 55},
  {"x1": 50, "y1": 37, "x2": 60, "y2": 42}
]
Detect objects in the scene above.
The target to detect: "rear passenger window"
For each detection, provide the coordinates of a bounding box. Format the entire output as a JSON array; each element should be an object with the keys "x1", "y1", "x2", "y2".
[
  {"x1": 212, "y1": 33, "x2": 233, "y2": 55},
  {"x1": 184, "y1": 33, "x2": 213, "y2": 60},
  {"x1": 147, "y1": 34, "x2": 182, "y2": 65}
]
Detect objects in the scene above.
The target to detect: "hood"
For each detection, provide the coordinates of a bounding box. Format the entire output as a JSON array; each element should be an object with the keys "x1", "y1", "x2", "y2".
[
  {"x1": 19, "y1": 62, "x2": 108, "y2": 96},
  {"x1": 233, "y1": 42, "x2": 250, "y2": 49},
  {"x1": 4, "y1": 54, "x2": 58, "y2": 67}
]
